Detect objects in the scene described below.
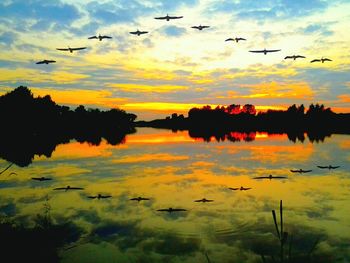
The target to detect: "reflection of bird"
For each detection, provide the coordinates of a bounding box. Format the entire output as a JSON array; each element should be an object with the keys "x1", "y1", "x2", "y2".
[
  {"x1": 36, "y1": 60, "x2": 56, "y2": 64},
  {"x1": 229, "y1": 186, "x2": 251, "y2": 191},
  {"x1": 56, "y1": 47, "x2": 87, "y2": 53},
  {"x1": 225, "y1": 37, "x2": 246, "y2": 42},
  {"x1": 88, "y1": 34, "x2": 112, "y2": 41},
  {"x1": 157, "y1": 207, "x2": 187, "y2": 213},
  {"x1": 191, "y1": 25, "x2": 210, "y2": 30},
  {"x1": 53, "y1": 186, "x2": 84, "y2": 191},
  {"x1": 284, "y1": 55, "x2": 305, "y2": 60},
  {"x1": 249, "y1": 48, "x2": 281, "y2": 55},
  {"x1": 130, "y1": 197, "x2": 150, "y2": 202},
  {"x1": 194, "y1": 198, "x2": 214, "y2": 202},
  {"x1": 317, "y1": 165, "x2": 340, "y2": 170},
  {"x1": 310, "y1": 57, "x2": 332, "y2": 63},
  {"x1": 8, "y1": 172, "x2": 17, "y2": 176},
  {"x1": 290, "y1": 169, "x2": 312, "y2": 173},
  {"x1": 88, "y1": 194, "x2": 111, "y2": 199},
  {"x1": 154, "y1": 14, "x2": 183, "y2": 21},
  {"x1": 253, "y1": 175, "x2": 287, "y2": 180},
  {"x1": 129, "y1": 29, "x2": 148, "y2": 36},
  {"x1": 32, "y1": 177, "x2": 52, "y2": 181}
]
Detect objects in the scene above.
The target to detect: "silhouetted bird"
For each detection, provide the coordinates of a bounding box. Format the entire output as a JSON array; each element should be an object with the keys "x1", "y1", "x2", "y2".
[
  {"x1": 157, "y1": 207, "x2": 187, "y2": 212},
  {"x1": 36, "y1": 60, "x2": 56, "y2": 64},
  {"x1": 194, "y1": 198, "x2": 214, "y2": 202},
  {"x1": 290, "y1": 169, "x2": 312, "y2": 173},
  {"x1": 88, "y1": 34, "x2": 112, "y2": 41},
  {"x1": 32, "y1": 177, "x2": 52, "y2": 181},
  {"x1": 88, "y1": 194, "x2": 111, "y2": 199},
  {"x1": 129, "y1": 29, "x2": 148, "y2": 36},
  {"x1": 284, "y1": 55, "x2": 305, "y2": 60},
  {"x1": 317, "y1": 165, "x2": 340, "y2": 170},
  {"x1": 130, "y1": 197, "x2": 150, "y2": 202},
  {"x1": 253, "y1": 175, "x2": 287, "y2": 180},
  {"x1": 154, "y1": 14, "x2": 183, "y2": 21},
  {"x1": 8, "y1": 172, "x2": 17, "y2": 176},
  {"x1": 229, "y1": 186, "x2": 251, "y2": 191},
  {"x1": 53, "y1": 186, "x2": 84, "y2": 191},
  {"x1": 249, "y1": 48, "x2": 281, "y2": 55},
  {"x1": 56, "y1": 47, "x2": 87, "y2": 53},
  {"x1": 191, "y1": 25, "x2": 210, "y2": 30},
  {"x1": 225, "y1": 37, "x2": 246, "y2": 42},
  {"x1": 310, "y1": 57, "x2": 332, "y2": 63}
]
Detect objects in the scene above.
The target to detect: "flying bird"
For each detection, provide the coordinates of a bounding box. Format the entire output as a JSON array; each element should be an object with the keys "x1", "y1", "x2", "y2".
[
  {"x1": 56, "y1": 47, "x2": 87, "y2": 53},
  {"x1": 157, "y1": 207, "x2": 187, "y2": 213},
  {"x1": 129, "y1": 29, "x2": 148, "y2": 36},
  {"x1": 53, "y1": 186, "x2": 84, "y2": 191},
  {"x1": 225, "y1": 37, "x2": 246, "y2": 42},
  {"x1": 88, "y1": 194, "x2": 112, "y2": 199},
  {"x1": 194, "y1": 198, "x2": 214, "y2": 203},
  {"x1": 317, "y1": 165, "x2": 340, "y2": 170},
  {"x1": 36, "y1": 60, "x2": 56, "y2": 65},
  {"x1": 32, "y1": 177, "x2": 52, "y2": 181},
  {"x1": 249, "y1": 48, "x2": 281, "y2": 55},
  {"x1": 130, "y1": 197, "x2": 150, "y2": 202},
  {"x1": 290, "y1": 169, "x2": 312, "y2": 173},
  {"x1": 229, "y1": 186, "x2": 251, "y2": 191},
  {"x1": 154, "y1": 14, "x2": 183, "y2": 21},
  {"x1": 253, "y1": 175, "x2": 287, "y2": 180},
  {"x1": 284, "y1": 55, "x2": 306, "y2": 60},
  {"x1": 310, "y1": 57, "x2": 332, "y2": 63},
  {"x1": 191, "y1": 25, "x2": 210, "y2": 30},
  {"x1": 88, "y1": 34, "x2": 112, "y2": 41}
]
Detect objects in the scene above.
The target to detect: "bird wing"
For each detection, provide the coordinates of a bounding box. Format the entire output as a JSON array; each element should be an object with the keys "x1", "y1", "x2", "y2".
[
  {"x1": 253, "y1": 176, "x2": 267, "y2": 179},
  {"x1": 36, "y1": 61, "x2": 45, "y2": 64},
  {"x1": 69, "y1": 187, "x2": 84, "y2": 190},
  {"x1": 140, "y1": 197, "x2": 150, "y2": 200},
  {"x1": 296, "y1": 55, "x2": 306, "y2": 58},
  {"x1": 194, "y1": 199, "x2": 203, "y2": 202},
  {"x1": 31, "y1": 177, "x2": 41, "y2": 180},
  {"x1": 157, "y1": 208, "x2": 169, "y2": 211},
  {"x1": 202, "y1": 26, "x2": 210, "y2": 28},
  {"x1": 229, "y1": 187, "x2": 239, "y2": 190},
  {"x1": 88, "y1": 36, "x2": 98, "y2": 39},
  {"x1": 101, "y1": 36, "x2": 112, "y2": 39},
  {"x1": 154, "y1": 16, "x2": 166, "y2": 19},
  {"x1": 323, "y1": 58, "x2": 332, "y2": 61},
  {"x1": 284, "y1": 56, "x2": 293, "y2": 59},
  {"x1": 266, "y1": 49, "x2": 281, "y2": 52},
  {"x1": 302, "y1": 170, "x2": 312, "y2": 173},
  {"x1": 169, "y1": 16, "x2": 183, "y2": 19},
  {"x1": 249, "y1": 50, "x2": 265, "y2": 53},
  {"x1": 71, "y1": 47, "x2": 86, "y2": 51},
  {"x1": 225, "y1": 38, "x2": 234, "y2": 41},
  {"x1": 100, "y1": 195, "x2": 112, "y2": 198},
  {"x1": 88, "y1": 196, "x2": 97, "y2": 199},
  {"x1": 237, "y1": 38, "x2": 246, "y2": 40},
  {"x1": 191, "y1": 26, "x2": 199, "y2": 29},
  {"x1": 310, "y1": 59, "x2": 320, "y2": 63},
  {"x1": 290, "y1": 170, "x2": 299, "y2": 173},
  {"x1": 330, "y1": 166, "x2": 339, "y2": 169},
  {"x1": 53, "y1": 187, "x2": 66, "y2": 190},
  {"x1": 317, "y1": 165, "x2": 327, "y2": 169},
  {"x1": 129, "y1": 31, "x2": 137, "y2": 34},
  {"x1": 242, "y1": 187, "x2": 251, "y2": 190},
  {"x1": 56, "y1": 48, "x2": 69, "y2": 51}
]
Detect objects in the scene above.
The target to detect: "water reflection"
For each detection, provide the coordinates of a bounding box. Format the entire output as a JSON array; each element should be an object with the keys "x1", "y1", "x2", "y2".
[{"x1": 0, "y1": 128, "x2": 349, "y2": 262}]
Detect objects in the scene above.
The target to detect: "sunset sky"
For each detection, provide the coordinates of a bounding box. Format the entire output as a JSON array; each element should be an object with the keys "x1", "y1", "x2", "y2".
[{"x1": 1, "y1": 0, "x2": 350, "y2": 120}]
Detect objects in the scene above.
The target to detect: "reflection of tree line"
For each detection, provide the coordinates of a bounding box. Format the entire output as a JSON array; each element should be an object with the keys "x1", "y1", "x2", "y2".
[
  {"x1": 137, "y1": 103, "x2": 350, "y2": 142},
  {"x1": 0, "y1": 86, "x2": 137, "y2": 167}
]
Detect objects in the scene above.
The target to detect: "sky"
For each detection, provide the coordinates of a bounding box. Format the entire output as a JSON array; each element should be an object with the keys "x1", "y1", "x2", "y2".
[{"x1": 0, "y1": 0, "x2": 350, "y2": 120}]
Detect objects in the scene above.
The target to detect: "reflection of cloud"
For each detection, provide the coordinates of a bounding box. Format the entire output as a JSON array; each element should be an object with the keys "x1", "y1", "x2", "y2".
[{"x1": 112, "y1": 153, "x2": 189, "y2": 164}]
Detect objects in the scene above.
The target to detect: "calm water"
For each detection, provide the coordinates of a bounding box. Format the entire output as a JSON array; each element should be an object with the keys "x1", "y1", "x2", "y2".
[{"x1": 1, "y1": 128, "x2": 349, "y2": 262}]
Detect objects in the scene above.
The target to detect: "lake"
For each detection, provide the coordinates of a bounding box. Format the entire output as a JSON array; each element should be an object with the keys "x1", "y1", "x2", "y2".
[{"x1": 1, "y1": 128, "x2": 349, "y2": 263}]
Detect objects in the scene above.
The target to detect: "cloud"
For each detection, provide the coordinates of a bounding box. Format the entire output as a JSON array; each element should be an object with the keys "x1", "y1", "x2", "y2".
[
  {"x1": 112, "y1": 153, "x2": 189, "y2": 164},
  {"x1": 160, "y1": 26, "x2": 187, "y2": 37},
  {"x1": 0, "y1": 31, "x2": 18, "y2": 46}
]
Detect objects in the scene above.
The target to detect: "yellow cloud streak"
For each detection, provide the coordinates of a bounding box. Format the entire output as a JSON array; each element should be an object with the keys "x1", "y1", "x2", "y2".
[
  {"x1": 108, "y1": 83, "x2": 188, "y2": 93},
  {"x1": 112, "y1": 153, "x2": 189, "y2": 164}
]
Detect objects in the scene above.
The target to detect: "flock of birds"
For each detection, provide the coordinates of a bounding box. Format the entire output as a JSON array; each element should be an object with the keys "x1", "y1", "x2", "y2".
[
  {"x1": 1, "y1": 163, "x2": 340, "y2": 213},
  {"x1": 35, "y1": 13, "x2": 332, "y2": 65}
]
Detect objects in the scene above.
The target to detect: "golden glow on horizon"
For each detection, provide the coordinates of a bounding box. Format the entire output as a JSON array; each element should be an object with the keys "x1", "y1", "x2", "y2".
[{"x1": 108, "y1": 83, "x2": 188, "y2": 93}]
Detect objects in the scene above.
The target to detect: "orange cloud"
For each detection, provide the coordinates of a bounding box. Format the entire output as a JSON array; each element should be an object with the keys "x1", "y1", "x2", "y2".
[{"x1": 108, "y1": 83, "x2": 188, "y2": 93}]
